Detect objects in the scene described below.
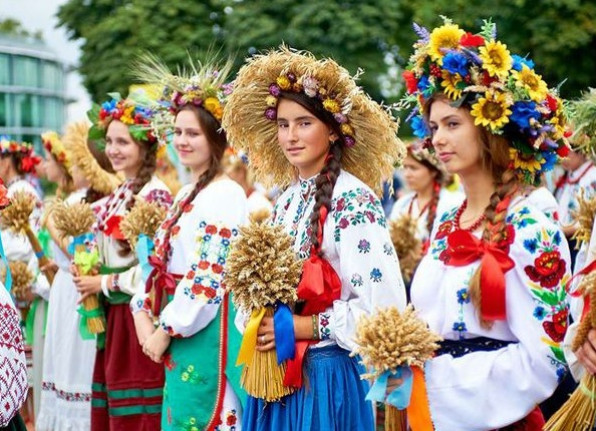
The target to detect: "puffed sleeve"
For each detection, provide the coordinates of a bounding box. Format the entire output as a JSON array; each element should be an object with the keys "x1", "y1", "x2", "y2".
[
  {"x1": 425, "y1": 207, "x2": 571, "y2": 430},
  {"x1": 318, "y1": 187, "x2": 407, "y2": 351},
  {"x1": 159, "y1": 221, "x2": 240, "y2": 338}
]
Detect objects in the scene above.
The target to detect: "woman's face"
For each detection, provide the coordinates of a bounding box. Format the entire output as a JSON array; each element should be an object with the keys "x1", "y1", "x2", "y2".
[
  {"x1": 104, "y1": 120, "x2": 143, "y2": 179},
  {"x1": 276, "y1": 98, "x2": 337, "y2": 179},
  {"x1": 42, "y1": 151, "x2": 64, "y2": 184},
  {"x1": 428, "y1": 99, "x2": 483, "y2": 179},
  {"x1": 173, "y1": 109, "x2": 211, "y2": 174},
  {"x1": 402, "y1": 155, "x2": 436, "y2": 193},
  {"x1": 70, "y1": 164, "x2": 89, "y2": 189}
]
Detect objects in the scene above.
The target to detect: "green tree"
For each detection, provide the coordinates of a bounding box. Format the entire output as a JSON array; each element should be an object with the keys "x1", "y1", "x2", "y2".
[
  {"x1": 221, "y1": 0, "x2": 409, "y2": 100},
  {"x1": 56, "y1": 0, "x2": 225, "y2": 101},
  {"x1": 0, "y1": 18, "x2": 43, "y2": 40}
]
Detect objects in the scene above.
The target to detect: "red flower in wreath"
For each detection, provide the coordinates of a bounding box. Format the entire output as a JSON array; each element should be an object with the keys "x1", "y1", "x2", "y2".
[
  {"x1": 435, "y1": 220, "x2": 454, "y2": 240},
  {"x1": 524, "y1": 250, "x2": 566, "y2": 288},
  {"x1": 542, "y1": 308, "x2": 568, "y2": 342}
]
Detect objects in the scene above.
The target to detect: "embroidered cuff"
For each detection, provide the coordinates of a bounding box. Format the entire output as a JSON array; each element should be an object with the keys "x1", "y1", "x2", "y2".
[
  {"x1": 318, "y1": 311, "x2": 335, "y2": 341},
  {"x1": 129, "y1": 293, "x2": 152, "y2": 316},
  {"x1": 100, "y1": 275, "x2": 111, "y2": 298}
]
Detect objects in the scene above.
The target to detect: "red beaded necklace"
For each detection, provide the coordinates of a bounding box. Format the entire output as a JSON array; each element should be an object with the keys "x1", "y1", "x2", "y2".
[{"x1": 454, "y1": 200, "x2": 486, "y2": 232}]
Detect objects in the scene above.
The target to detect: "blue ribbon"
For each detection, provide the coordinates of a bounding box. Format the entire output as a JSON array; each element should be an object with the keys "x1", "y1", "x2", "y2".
[
  {"x1": 68, "y1": 232, "x2": 95, "y2": 255},
  {"x1": 273, "y1": 302, "x2": 295, "y2": 364},
  {"x1": 0, "y1": 235, "x2": 11, "y2": 291},
  {"x1": 137, "y1": 234, "x2": 154, "y2": 284},
  {"x1": 366, "y1": 366, "x2": 414, "y2": 409}
]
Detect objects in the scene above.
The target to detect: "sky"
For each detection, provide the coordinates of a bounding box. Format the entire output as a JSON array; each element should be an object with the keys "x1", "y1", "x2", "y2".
[{"x1": 1, "y1": 0, "x2": 91, "y2": 123}]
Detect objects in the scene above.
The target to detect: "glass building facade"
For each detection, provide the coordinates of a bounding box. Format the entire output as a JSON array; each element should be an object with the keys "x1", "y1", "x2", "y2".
[{"x1": 0, "y1": 35, "x2": 68, "y2": 148}]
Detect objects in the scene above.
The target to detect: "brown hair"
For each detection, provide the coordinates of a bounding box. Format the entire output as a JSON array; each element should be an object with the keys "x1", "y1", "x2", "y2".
[
  {"x1": 1, "y1": 153, "x2": 29, "y2": 176},
  {"x1": 407, "y1": 148, "x2": 443, "y2": 235},
  {"x1": 84, "y1": 139, "x2": 117, "y2": 204},
  {"x1": 279, "y1": 91, "x2": 344, "y2": 256},
  {"x1": 425, "y1": 96, "x2": 518, "y2": 327},
  {"x1": 50, "y1": 153, "x2": 74, "y2": 197}
]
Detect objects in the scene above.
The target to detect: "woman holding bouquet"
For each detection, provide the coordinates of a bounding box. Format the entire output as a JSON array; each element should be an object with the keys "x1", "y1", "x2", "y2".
[
  {"x1": 130, "y1": 58, "x2": 247, "y2": 430},
  {"x1": 72, "y1": 95, "x2": 172, "y2": 431},
  {"x1": 222, "y1": 47, "x2": 407, "y2": 431}
]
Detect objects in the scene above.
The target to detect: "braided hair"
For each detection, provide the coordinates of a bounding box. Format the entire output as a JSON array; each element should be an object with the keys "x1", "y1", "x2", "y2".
[
  {"x1": 83, "y1": 139, "x2": 117, "y2": 204},
  {"x1": 278, "y1": 91, "x2": 344, "y2": 257}
]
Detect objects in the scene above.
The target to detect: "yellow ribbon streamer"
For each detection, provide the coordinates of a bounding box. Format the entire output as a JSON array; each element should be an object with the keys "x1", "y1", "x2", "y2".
[{"x1": 236, "y1": 307, "x2": 266, "y2": 366}]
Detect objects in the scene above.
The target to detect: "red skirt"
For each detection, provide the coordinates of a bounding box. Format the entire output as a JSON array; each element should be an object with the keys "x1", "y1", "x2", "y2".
[{"x1": 91, "y1": 303, "x2": 164, "y2": 431}]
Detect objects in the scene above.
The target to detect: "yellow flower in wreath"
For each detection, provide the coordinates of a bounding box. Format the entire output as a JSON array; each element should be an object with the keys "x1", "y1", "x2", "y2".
[
  {"x1": 428, "y1": 23, "x2": 465, "y2": 65},
  {"x1": 479, "y1": 40, "x2": 512, "y2": 79},
  {"x1": 512, "y1": 65, "x2": 548, "y2": 102},
  {"x1": 470, "y1": 90, "x2": 512, "y2": 131}
]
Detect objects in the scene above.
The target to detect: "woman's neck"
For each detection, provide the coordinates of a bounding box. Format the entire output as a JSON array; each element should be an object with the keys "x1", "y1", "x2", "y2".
[
  {"x1": 461, "y1": 169, "x2": 495, "y2": 214},
  {"x1": 416, "y1": 183, "x2": 434, "y2": 205},
  {"x1": 3, "y1": 170, "x2": 20, "y2": 185}
]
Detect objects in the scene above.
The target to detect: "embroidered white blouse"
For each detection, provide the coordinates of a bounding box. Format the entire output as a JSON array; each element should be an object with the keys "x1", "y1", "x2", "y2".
[
  {"x1": 0, "y1": 283, "x2": 27, "y2": 426},
  {"x1": 95, "y1": 176, "x2": 172, "y2": 297},
  {"x1": 270, "y1": 170, "x2": 407, "y2": 351},
  {"x1": 390, "y1": 188, "x2": 464, "y2": 243},
  {"x1": 130, "y1": 178, "x2": 248, "y2": 338},
  {"x1": 412, "y1": 196, "x2": 571, "y2": 430}
]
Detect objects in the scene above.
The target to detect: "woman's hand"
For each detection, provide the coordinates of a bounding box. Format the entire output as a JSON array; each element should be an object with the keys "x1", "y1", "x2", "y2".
[
  {"x1": 576, "y1": 329, "x2": 596, "y2": 375},
  {"x1": 142, "y1": 326, "x2": 171, "y2": 363},
  {"x1": 73, "y1": 275, "x2": 102, "y2": 303},
  {"x1": 40, "y1": 260, "x2": 59, "y2": 275},
  {"x1": 133, "y1": 311, "x2": 155, "y2": 346},
  {"x1": 256, "y1": 316, "x2": 276, "y2": 352},
  {"x1": 70, "y1": 264, "x2": 80, "y2": 278}
]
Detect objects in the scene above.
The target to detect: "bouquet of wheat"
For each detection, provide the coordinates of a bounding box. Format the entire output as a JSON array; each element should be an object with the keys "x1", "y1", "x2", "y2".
[
  {"x1": 0, "y1": 191, "x2": 56, "y2": 284},
  {"x1": 389, "y1": 215, "x2": 423, "y2": 284},
  {"x1": 224, "y1": 210, "x2": 303, "y2": 401},
  {"x1": 354, "y1": 305, "x2": 441, "y2": 431},
  {"x1": 120, "y1": 198, "x2": 168, "y2": 302},
  {"x1": 2, "y1": 261, "x2": 34, "y2": 302},
  {"x1": 52, "y1": 200, "x2": 105, "y2": 336},
  {"x1": 544, "y1": 266, "x2": 596, "y2": 430}
]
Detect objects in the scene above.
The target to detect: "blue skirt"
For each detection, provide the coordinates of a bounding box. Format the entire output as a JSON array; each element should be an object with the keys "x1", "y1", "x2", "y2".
[{"x1": 243, "y1": 344, "x2": 374, "y2": 431}]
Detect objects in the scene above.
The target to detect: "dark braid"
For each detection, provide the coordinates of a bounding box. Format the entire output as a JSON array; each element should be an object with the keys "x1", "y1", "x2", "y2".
[
  {"x1": 308, "y1": 143, "x2": 343, "y2": 255},
  {"x1": 117, "y1": 141, "x2": 158, "y2": 256}
]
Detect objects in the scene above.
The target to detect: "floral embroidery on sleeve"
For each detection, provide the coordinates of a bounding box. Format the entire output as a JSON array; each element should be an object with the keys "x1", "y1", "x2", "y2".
[
  {"x1": 332, "y1": 188, "x2": 387, "y2": 242},
  {"x1": 319, "y1": 312, "x2": 331, "y2": 340},
  {"x1": 146, "y1": 188, "x2": 173, "y2": 208},
  {"x1": 370, "y1": 268, "x2": 383, "y2": 282},
  {"x1": 358, "y1": 239, "x2": 370, "y2": 253}
]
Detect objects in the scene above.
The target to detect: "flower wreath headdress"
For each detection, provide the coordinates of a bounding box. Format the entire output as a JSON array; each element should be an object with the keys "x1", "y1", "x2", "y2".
[
  {"x1": 399, "y1": 17, "x2": 570, "y2": 186},
  {"x1": 0, "y1": 136, "x2": 41, "y2": 175},
  {"x1": 41, "y1": 131, "x2": 71, "y2": 172},
  {"x1": 132, "y1": 53, "x2": 233, "y2": 145},
  {"x1": 222, "y1": 46, "x2": 405, "y2": 196},
  {"x1": 87, "y1": 93, "x2": 158, "y2": 147}
]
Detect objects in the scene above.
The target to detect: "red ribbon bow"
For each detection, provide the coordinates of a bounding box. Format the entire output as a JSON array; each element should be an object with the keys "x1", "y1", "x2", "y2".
[
  {"x1": 567, "y1": 259, "x2": 596, "y2": 321},
  {"x1": 146, "y1": 255, "x2": 178, "y2": 316},
  {"x1": 445, "y1": 230, "x2": 515, "y2": 321},
  {"x1": 283, "y1": 205, "x2": 342, "y2": 388},
  {"x1": 103, "y1": 215, "x2": 125, "y2": 240}
]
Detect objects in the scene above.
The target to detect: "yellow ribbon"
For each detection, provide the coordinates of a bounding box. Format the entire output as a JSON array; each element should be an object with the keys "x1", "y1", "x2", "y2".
[{"x1": 236, "y1": 307, "x2": 266, "y2": 366}]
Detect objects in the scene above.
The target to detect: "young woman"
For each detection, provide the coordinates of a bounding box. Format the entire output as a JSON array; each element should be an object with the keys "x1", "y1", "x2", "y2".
[
  {"x1": 72, "y1": 96, "x2": 172, "y2": 431},
  {"x1": 0, "y1": 137, "x2": 47, "y2": 422},
  {"x1": 0, "y1": 178, "x2": 28, "y2": 431},
  {"x1": 130, "y1": 59, "x2": 248, "y2": 430},
  {"x1": 222, "y1": 47, "x2": 407, "y2": 431},
  {"x1": 37, "y1": 126, "x2": 119, "y2": 431},
  {"x1": 390, "y1": 142, "x2": 463, "y2": 253},
  {"x1": 391, "y1": 20, "x2": 571, "y2": 429},
  {"x1": 224, "y1": 149, "x2": 273, "y2": 215}
]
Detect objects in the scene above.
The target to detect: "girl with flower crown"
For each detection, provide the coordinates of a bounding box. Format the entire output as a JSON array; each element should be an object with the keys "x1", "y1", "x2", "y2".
[
  {"x1": 222, "y1": 47, "x2": 407, "y2": 431},
  {"x1": 72, "y1": 96, "x2": 172, "y2": 431},
  {"x1": 384, "y1": 19, "x2": 572, "y2": 430},
  {"x1": 36, "y1": 126, "x2": 120, "y2": 431},
  {"x1": 130, "y1": 58, "x2": 247, "y2": 431},
  {"x1": 0, "y1": 137, "x2": 48, "y2": 422}
]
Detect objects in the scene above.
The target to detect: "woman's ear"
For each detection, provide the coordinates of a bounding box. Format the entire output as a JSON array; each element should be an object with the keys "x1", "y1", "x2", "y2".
[{"x1": 329, "y1": 130, "x2": 339, "y2": 143}]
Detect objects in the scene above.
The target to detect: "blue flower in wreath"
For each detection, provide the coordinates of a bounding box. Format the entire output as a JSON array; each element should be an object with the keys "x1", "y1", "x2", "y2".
[
  {"x1": 442, "y1": 52, "x2": 469, "y2": 77},
  {"x1": 511, "y1": 101, "x2": 540, "y2": 130},
  {"x1": 358, "y1": 239, "x2": 371, "y2": 254},
  {"x1": 370, "y1": 268, "x2": 383, "y2": 282},
  {"x1": 456, "y1": 288, "x2": 470, "y2": 304},
  {"x1": 511, "y1": 54, "x2": 535, "y2": 72},
  {"x1": 411, "y1": 115, "x2": 430, "y2": 139},
  {"x1": 452, "y1": 321, "x2": 467, "y2": 333},
  {"x1": 533, "y1": 306, "x2": 546, "y2": 321}
]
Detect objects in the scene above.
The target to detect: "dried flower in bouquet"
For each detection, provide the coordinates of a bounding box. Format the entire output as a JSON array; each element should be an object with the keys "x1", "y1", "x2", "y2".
[
  {"x1": 51, "y1": 200, "x2": 105, "y2": 335},
  {"x1": 1, "y1": 261, "x2": 34, "y2": 302},
  {"x1": 354, "y1": 305, "x2": 441, "y2": 431},
  {"x1": 0, "y1": 191, "x2": 56, "y2": 283},
  {"x1": 389, "y1": 215, "x2": 423, "y2": 283},
  {"x1": 120, "y1": 198, "x2": 167, "y2": 249},
  {"x1": 224, "y1": 211, "x2": 303, "y2": 401}
]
